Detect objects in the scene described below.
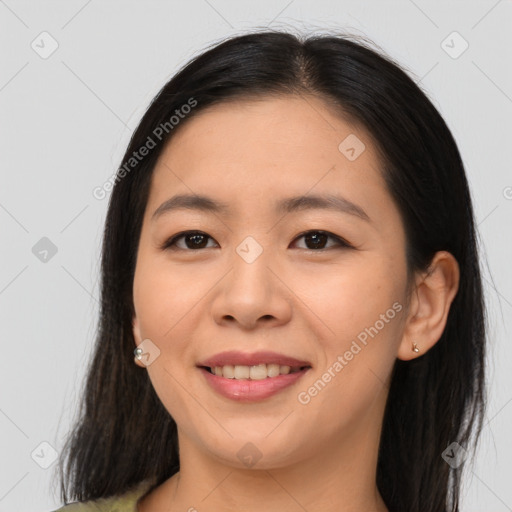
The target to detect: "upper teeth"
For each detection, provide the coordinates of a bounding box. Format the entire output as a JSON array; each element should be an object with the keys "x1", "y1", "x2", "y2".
[{"x1": 211, "y1": 364, "x2": 303, "y2": 380}]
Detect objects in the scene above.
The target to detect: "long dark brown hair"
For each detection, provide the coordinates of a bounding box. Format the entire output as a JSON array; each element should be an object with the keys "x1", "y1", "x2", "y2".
[{"x1": 54, "y1": 29, "x2": 486, "y2": 512}]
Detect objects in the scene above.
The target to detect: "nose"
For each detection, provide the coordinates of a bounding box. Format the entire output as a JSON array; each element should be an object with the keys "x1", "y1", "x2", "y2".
[{"x1": 210, "y1": 243, "x2": 292, "y2": 331}]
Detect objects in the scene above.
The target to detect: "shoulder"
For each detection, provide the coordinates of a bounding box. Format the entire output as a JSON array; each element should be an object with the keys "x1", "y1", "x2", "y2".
[
  {"x1": 51, "y1": 494, "x2": 123, "y2": 511},
  {"x1": 51, "y1": 479, "x2": 155, "y2": 512},
  {"x1": 51, "y1": 497, "x2": 114, "y2": 511}
]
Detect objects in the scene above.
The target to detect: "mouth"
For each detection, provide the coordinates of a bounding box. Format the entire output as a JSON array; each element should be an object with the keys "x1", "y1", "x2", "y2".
[
  {"x1": 199, "y1": 365, "x2": 311, "y2": 402},
  {"x1": 196, "y1": 350, "x2": 312, "y2": 402},
  {"x1": 199, "y1": 363, "x2": 311, "y2": 380}
]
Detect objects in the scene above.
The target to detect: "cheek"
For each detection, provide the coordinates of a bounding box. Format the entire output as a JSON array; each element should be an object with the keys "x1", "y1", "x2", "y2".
[
  {"x1": 296, "y1": 274, "x2": 404, "y2": 434},
  {"x1": 298, "y1": 254, "x2": 406, "y2": 342},
  {"x1": 133, "y1": 260, "x2": 207, "y2": 425},
  {"x1": 295, "y1": 253, "x2": 406, "y2": 411},
  {"x1": 133, "y1": 256, "x2": 203, "y2": 342}
]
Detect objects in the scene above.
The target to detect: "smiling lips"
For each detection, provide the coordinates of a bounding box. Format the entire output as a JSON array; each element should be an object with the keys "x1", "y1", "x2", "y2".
[
  {"x1": 198, "y1": 350, "x2": 312, "y2": 369},
  {"x1": 197, "y1": 350, "x2": 312, "y2": 402}
]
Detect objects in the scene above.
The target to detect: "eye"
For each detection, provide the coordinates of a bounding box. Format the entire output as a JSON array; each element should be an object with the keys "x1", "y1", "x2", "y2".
[
  {"x1": 161, "y1": 231, "x2": 218, "y2": 251},
  {"x1": 161, "y1": 230, "x2": 352, "y2": 252},
  {"x1": 291, "y1": 230, "x2": 352, "y2": 251}
]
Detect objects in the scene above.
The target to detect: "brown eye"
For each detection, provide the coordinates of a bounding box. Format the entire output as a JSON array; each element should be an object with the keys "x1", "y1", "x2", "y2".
[
  {"x1": 162, "y1": 231, "x2": 217, "y2": 250},
  {"x1": 161, "y1": 229, "x2": 352, "y2": 252},
  {"x1": 291, "y1": 230, "x2": 351, "y2": 251}
]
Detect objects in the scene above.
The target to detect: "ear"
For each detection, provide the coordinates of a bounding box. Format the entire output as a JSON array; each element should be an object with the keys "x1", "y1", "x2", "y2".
[
  {"x1": 132, "y1": 315, "x2": 146, "y2": 368},
  {"x1": 398, "y1": 251, "x2": 460, "y2": 361}
]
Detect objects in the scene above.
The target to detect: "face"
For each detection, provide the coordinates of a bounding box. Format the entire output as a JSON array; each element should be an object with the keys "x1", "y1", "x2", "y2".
[{"x1": 132, "y1": 95, "x2": 410, "y2": 469}]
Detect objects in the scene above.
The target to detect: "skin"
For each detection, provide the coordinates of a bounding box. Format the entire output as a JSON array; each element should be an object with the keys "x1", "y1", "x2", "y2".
[{"x1": 132, "y1": 94, "x2": 460, "y2": 512}]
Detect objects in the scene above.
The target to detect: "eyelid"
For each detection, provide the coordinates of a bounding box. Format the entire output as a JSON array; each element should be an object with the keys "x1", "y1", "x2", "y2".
[
  {"x1": 159, "y1": 230, "x2": 217, "y2": 251},
  {"x1": 291, "y1": 229, "x2": 353, "y2": 250},
  {"x1": 161, "y1": 229, "x2": 354, "y2": 252}
]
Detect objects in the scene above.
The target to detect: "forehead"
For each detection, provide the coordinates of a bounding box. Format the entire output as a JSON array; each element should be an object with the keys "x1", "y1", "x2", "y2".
[
  {"x1": 146, "y1": 94, "x2": 391, "y2": 222},
  {"x1": 166, "y1": 94, "x2": 376, "y2": 164}
]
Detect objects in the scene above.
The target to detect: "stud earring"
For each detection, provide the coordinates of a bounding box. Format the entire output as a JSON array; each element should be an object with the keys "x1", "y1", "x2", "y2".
[
  {"x1": 412, "y1": 342, "x2": 420, "y2": 353},
  {"x1": 134, "y1": 347, "x2": 143, "y2": 360}
]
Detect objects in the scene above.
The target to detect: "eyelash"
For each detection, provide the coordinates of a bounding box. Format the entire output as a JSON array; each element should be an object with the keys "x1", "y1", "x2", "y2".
[{"x1": 160, "y1": 230, "x2": 353, "y2": 252}]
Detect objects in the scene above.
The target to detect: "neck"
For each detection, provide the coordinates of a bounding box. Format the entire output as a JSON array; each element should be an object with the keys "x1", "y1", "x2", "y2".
[{"x1": 139, "y1": 420, "x2": 389, "y2": 512}]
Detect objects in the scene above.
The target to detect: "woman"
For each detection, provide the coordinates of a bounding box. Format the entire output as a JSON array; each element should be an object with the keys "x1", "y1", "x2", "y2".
[{"x1": 53, "y1": 30, "x2": 486, "y2": 512}]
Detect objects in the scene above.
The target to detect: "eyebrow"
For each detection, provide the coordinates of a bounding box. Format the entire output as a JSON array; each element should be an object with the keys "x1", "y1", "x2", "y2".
[{"x1": 151, "y1": 193, "x2": 371, "y2": 222}]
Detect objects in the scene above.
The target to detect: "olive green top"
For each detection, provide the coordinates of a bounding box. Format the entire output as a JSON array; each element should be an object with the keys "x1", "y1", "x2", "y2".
[{"x1": 52, "y1": 479, "x2": 155, "y2": 512}]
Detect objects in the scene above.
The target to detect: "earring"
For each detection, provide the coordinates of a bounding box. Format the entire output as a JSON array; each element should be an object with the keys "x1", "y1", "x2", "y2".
[
  {"x1": 412, "y1": 342, "x2": 420, "y2": 353},
  {"x1": 134, "y1": 347, "x2": 143, "y2": 360}
]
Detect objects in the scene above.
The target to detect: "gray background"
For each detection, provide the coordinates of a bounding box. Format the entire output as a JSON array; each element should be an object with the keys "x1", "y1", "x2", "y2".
[{"x1": 1, "y1": 1, "x2": 511, "y2": 510}]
